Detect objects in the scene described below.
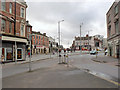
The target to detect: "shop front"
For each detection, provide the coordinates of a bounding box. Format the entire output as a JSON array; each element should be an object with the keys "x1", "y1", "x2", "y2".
[{"x1": 1, "y1": 35, "x2": 28, "y2": 62}]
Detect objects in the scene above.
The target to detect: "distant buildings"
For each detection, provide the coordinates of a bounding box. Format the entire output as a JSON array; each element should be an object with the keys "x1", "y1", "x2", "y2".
[
  {"x1": 106, "y1": 1, "x2": 120, "y2": 59},
  {"x1": 32, "y1": 31, "x2": 49, "y2": 54},
  {"x1": 49, "y1": 36, "x2": 58, "y2": 53},
  {"x1": 72, "y1": 35, "x2": 103, "y2": 51}
]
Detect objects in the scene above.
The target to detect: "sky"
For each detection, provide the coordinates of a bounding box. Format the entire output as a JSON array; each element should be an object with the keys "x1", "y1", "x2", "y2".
[{"x1": 26, "y1": 0, "x2": 114, "y2": 48}]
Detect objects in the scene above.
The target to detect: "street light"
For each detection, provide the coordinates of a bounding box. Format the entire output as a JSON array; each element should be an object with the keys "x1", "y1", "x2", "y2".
[
  {"x1": 58, "y1": 20, "x2": 64, "y2": 64},
  {"x1": 80, "y1": 23, "x2": 83, "y2": 54}
]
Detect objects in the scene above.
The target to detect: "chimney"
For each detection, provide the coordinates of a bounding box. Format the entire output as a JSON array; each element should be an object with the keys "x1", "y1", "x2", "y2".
[
  {"x1": 26, "y1": 20, "x2": 29, "y2": 24},
  {"x1": 43, "y1": 33, "x2": 46, "y2": 36}
]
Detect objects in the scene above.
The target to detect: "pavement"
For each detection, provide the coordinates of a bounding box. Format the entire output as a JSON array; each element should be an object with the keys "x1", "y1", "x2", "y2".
[
  {"x1": 70, "y1": 53, "x2": 120, "y2": 85},
  {"x1": 1, "y1": 52, "x2": 81, "y2": 66},
  {"x1": 2, "y1": 63, "x2": 118, "y2": 88},
  {"x1": 91, "y1": 54, "x2": 119, "y2": 66}
]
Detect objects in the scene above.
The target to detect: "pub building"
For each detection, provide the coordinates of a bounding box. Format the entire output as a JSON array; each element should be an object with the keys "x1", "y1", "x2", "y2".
[{"x1": 0, "y1": 0, "x2": 32, "y2": 62}]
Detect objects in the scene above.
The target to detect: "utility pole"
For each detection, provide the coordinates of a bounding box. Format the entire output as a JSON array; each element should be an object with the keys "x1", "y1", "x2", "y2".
[
  {"x1": 29, "y1": 34, "x2": 32, "y2": 72},
  {"x1": 14, "y1": 0, "x2": 17, "y2": 64}
]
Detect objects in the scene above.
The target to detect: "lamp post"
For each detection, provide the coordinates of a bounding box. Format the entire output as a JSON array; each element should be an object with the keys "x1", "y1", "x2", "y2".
[
  {"x1": 58, "y1": 20, "x2": 64, "y2": 64},
  {"x1": 80, "y1": 23, "x2": 83, "y2": 54}
]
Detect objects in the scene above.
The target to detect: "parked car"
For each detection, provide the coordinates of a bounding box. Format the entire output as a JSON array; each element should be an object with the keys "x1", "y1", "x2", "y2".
[{"x1": 90, "y1": 50, "x2": 98, "y2": 55}]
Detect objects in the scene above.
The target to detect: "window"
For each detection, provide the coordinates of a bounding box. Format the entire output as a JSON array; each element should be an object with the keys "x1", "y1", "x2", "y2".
[
  {"x1": 36, "y1": 36, "x2": 38, "y2": 39},
  {"x1": 21, "y1": 8, "x2": 25, "y2": 18},
  {"x1": 39, "y1": 41, "x2": 40, "y2": 45},
  {"x1": 27, "y1": 27, "x2": 30, "y2": 33},
  {"x1": 108, "y1": 15, "x2": 111, "y2": 23},
  {"x1": 1, "y1": 0, "x2": 6, "y2": 11},
  {"x1": 108, "y1": 26, "x2": 111, "y2": 37},
  {"x1": 34, "y1": 40, "x2": 35, "y2": 45},
  {"x1": 36, "y1": 41, "x2": 38, "y2": 45},
  {"x1": 9, "y1": 3, "x2": 12, "y2": 14},
  {"x1": 41, "y1": 36, "x2": 43, "y2": 40},
  {"x1": 115, "y1": 20, "x2": 119, "y2": 34},
  {"x1": 39, "y1": 36, "x2": 40, "y2": 39},
  {"x1": 1, "y1": 19, "x2": 6, "y2": 32},
  {"x1": 114, "y1": 5, "x2": 118, "y2": 15},
  {"x1": 9, "y1": 22, "x2": 12, "y2": 33},
  {"x1": 21, "y1": 24, "x2": 24, "y2": 36}
]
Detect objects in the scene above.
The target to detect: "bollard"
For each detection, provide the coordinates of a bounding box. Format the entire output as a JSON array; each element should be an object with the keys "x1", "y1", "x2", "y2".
[
  {"x1": 58, "y1": 54, "x2": 62, "y2": 64},
  {"x1": 66, "y1": 54, "x2": 69, "y2": 67}
]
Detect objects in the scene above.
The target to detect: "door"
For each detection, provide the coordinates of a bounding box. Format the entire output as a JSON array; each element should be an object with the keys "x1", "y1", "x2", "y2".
[
  {"x1": 116, "y1": 45, "x2": 119, "y2": 58},
  {"x1": 109, "y1": 47, "x2": 112, "y2": 56}
]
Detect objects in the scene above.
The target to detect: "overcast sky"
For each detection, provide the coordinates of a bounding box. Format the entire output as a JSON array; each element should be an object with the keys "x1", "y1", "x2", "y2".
[{"x1": 26, "y1": 0, "x2": 114, "y2": 48}]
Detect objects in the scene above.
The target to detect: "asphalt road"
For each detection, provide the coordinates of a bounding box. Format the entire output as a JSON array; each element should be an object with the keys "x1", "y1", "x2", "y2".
[
  {"x1": 2, "y1": 52, "x2": 119, "y2": 88},
  {"x1": 2, "y1": 63, "x2": 118, "y2": 88}
]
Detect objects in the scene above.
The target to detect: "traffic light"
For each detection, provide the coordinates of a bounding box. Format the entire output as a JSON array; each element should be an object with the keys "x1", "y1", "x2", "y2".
[
  {"x1": 59, "y1": 49, "x2": 61, "y2": 53},
  {"x1": 64, "y1": 49, "x2": 66, "y2": 52},
  {"x1": 56, "y1": 43, "x2": 58, "y2": 47},
  {"x1": 51, "y1": 43, "x2": 53, "y2": 47}
]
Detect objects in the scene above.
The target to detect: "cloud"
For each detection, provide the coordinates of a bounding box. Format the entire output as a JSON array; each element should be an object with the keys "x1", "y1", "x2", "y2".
[{"x1": 26, "y1": 1, "x2": 114, "y2": 48}]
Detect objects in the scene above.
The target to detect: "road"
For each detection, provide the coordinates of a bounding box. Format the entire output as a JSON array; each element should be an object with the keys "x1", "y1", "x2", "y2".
[{"x1": 2, "y1": 52, "x2": 119, "y2": 88}]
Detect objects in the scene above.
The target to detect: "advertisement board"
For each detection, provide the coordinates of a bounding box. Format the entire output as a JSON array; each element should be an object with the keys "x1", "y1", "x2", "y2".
[{"x1": 17, "y1": 48, "x2": 22, "y2": 60}]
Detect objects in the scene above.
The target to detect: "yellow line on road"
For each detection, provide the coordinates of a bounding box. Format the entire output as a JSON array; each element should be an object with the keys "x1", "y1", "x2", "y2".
[
  {"x1": 106, "y1": 79, "x2": 120, "y2": 86},
  {"x1": 91, "y1": 73, "x2": 120, "y2": 86}
]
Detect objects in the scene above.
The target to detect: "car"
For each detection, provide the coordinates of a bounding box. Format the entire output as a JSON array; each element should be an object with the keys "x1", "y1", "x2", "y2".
[{"x1": 90, "y1": 50, "x2": 98, "y2": 55}]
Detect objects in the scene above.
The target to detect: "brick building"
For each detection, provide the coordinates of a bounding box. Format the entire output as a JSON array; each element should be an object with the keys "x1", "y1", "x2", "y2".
[
  {"x1": 32, "y1": 31, "x2": 49, "y2": 54},
  {"x1": 0, "y1": 0, "x2": 32, "y2": 62},
  {"x1": 106, "y1": 1, "x2": 120, "y2": 59}
]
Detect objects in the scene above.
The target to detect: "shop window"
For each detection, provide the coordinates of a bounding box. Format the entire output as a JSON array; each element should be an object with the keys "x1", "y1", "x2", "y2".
[
  {"x1": 17, "y1": 49, "x2": 22, "y2": 60},
  {"x1": 6, "y1": 48, "x2": 13, "y2": 60}
]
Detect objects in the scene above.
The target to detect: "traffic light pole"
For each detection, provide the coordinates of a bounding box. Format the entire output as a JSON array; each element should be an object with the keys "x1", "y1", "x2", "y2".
[
  {"x1": 80, "y1": 25, "x2": 82, "y2": 54},
  {"x1": 29, "y1": 34, "x2": 32, "y2": 72},
  {"x1": 58, "y1": 21, "x2": 60, "y2": 63}
]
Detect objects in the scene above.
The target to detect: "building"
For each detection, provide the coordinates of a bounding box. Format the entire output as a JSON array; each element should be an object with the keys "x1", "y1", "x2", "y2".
[
  {"x1": 32, "y1": 31, "x2": 49, "y2": 54},
  {"x1": 49, "y1": 36, "x2": 58, "y2": 53},
  {"x1": 106, "y1": 1, "x2": 120, "y2": 59},
  {"x1": 0, "y1": 0, "x2": 32, "y2": 62},
  {"x1": 72, "y1": 35, "x2": 103, "y2": 51},
  {"x1": 102, "y1": 38, "x2": 108, "y2": 50}
]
